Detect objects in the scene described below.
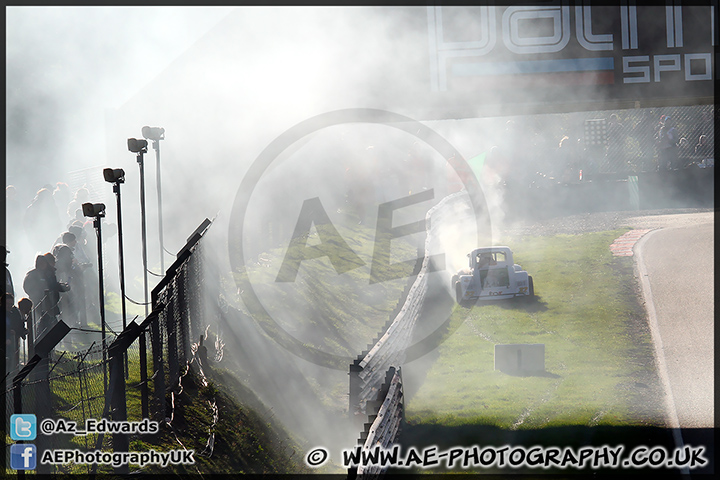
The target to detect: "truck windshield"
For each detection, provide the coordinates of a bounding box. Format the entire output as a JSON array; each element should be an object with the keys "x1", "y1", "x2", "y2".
[{"x1": 476, "y1": 251, "x2": 506, "y2": 266}]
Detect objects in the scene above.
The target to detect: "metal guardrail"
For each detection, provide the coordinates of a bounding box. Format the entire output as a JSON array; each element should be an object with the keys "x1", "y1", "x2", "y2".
[
  {"x1": 350, "y1": 191, "x2": 469, "y2": 415},
  {"x1": 350, "y1": 367, "x2": 403, "y2": 480},
  {"x1": 348, "y1": 192, "x2": 473, "y2": 480}
]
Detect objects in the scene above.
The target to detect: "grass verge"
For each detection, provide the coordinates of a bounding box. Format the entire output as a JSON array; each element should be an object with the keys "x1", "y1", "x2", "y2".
[
  {"x1": 7, "y1": 357, "x2": 307, "y2": 475},
  {"x1": 402, "y1": 229, "x2": 669, "y2": 473}
]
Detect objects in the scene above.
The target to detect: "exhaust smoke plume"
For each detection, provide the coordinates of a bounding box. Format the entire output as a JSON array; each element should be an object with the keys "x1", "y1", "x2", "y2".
[{"x1": 6, "y1": 5, "x2": 714, "y2": 470}]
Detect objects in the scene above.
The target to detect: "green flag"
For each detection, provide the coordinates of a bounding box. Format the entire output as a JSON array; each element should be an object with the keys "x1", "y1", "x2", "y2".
[{"x1": 467, "y1": 151, "x2": 486, "y2": 181}]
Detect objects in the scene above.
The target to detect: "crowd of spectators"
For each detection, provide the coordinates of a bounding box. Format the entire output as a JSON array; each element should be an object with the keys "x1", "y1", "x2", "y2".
[
  {"x1": 5, "y1": 181, "x2": 106, "y2": 377},
  {"x1": 483, "y1": 107, "x2": 715, "y2": 188}
]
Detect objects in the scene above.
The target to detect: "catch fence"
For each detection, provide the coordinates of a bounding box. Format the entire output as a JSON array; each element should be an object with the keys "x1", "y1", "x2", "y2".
[{"x1": 494, "y1": 103, "x2": 715, "y2": 178}]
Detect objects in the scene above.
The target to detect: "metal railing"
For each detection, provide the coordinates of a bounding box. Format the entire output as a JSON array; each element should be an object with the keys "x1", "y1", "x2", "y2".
[{"x1": 349, "y1": 367, "x2": 404, "y2": 480}]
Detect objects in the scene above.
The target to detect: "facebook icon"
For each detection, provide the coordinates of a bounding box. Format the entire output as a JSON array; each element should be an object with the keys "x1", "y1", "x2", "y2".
[{"x1": 11, "y1": 444, "x2": 37, "y2": 470}]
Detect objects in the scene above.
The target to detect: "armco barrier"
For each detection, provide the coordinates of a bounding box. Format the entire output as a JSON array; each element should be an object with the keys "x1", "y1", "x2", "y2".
[
  {"x1": 349, "y1": 191, "x2": 471, "y2": 416},
  {"x1": 348, "y1": 367, "x2": 403, "y2": 480},
  {"x1": 348, "y1": 192, "x2": 474, "y2": 480}
]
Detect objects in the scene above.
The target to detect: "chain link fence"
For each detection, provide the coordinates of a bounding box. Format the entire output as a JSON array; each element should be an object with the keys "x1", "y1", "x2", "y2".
[
  {"x1": 148, "y1": 243, "x2": 201, "y2": 423},
  {"x1": 5, "y1": 219, "x2": 213, "y2": 475},
  {"x1": 4, "y1": 340, "x2": 113, "y2": 474},
  {"x1": 491, "y1": 104, "x2": 715, "y2": 182}
]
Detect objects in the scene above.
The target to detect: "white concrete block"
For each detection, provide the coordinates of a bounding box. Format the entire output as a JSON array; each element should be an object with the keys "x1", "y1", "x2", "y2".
[{"x1": 494, "y1": 344, "x2": 545, "y2": 373}]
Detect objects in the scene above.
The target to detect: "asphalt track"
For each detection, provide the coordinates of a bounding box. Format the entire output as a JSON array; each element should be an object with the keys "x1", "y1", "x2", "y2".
[
  {"x1": 502, "y1": 208, "x2": 714, "y2": 474},
  {"x1": 503, "y1": 209, "x2": 713, "y2": 430},
  {"x1": 630, "y1": 212, "x2": 714, "y2": 475}
]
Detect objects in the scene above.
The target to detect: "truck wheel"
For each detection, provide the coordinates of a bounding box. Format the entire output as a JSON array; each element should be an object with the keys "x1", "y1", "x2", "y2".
[
  {"x1": 451, "y1": 275, "x2": 458, "y2": 289},
  {"x1": 528, "y1": 276, "x2": 535, "y2": 298},
  {"x1": 456, "y1": 284, "x2": 463, "y2": 304}
]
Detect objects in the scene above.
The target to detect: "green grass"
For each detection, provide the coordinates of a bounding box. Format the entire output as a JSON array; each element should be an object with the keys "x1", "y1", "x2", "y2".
[
  {"x1": 7, "y1": 355, "x2": 307, "y2": 475},
  {"x1": 407, "y1": 229, "x2": 661, "y2": 430},
  {"x1": 238, "y1": 220, "x2": 422, "y2": 360},
  {"x1": 10, "y1": 225, "x2": 665, "y2": 475}
]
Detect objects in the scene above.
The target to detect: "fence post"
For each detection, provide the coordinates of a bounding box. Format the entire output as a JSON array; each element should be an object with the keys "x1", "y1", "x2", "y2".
[
  {"x1": 188, "y1": 250, "x2": 202, "y2": 357},
  {"x1": 33, "y1": 320, "x2": 70, "y2": 475},
  {"x1": 177, "y1": 268, "x2": 188, "y2": 376},
  {"x1": 12, "y1": 356, "x2": 41, "y2": 479},
  {"x1": 151, "y1": 318, "x2": 165, "y2": 421},
  {"x1": 108, "y1": 320, "x2": 145, "y2": 475},
  {"x1": 109, "y1": 344, "x2": 129, "y2": 475},
  {"x1": 167, "y1": 282, "x2": 179, "y2": 386},
  {"x1": 139, "y1": 331, "x2": 149, "y2": 418},
  {"x1": 349, "y1": 360, "x2": 363, "y2": 420}
]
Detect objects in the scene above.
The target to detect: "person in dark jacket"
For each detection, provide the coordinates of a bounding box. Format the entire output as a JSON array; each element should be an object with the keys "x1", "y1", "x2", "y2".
[
  {"x1": 4, "y1": 292, "x2": 26, "y2": 373},
  {"x1": 23, "y1": 254, "x2": 68, "y2": 342}
]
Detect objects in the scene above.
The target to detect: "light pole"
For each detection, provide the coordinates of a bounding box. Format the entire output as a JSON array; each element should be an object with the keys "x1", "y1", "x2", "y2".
[
  {"x1": 104, "y1": 167, "x2": 128, "y2": 378},
  {"x1": 82, "y1": 202, "x2": 107, "y2": 392},
  {"x1": 127, "y1": 137, "x2": 150, "y2": 417},
  {"x1": 142, "y1": 126, "x2": 166, "y2": 273},
  {"x1": 128, "y1": 138, "x2": 150, "y2": 317}
]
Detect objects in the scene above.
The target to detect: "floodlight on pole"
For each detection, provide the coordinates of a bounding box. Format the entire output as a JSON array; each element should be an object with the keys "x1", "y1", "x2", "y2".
[
  {"x1": 104, "y1": 167, "x2": 129, "y2": 378},
  {"x1": 83, "y1": 201, "x2": 108, "y2": 393},
  {"x1": 128, "y1": 139, "x2": 151, "y2": 418},
  {"x1": 127, "y1": 139, "x2": 150, "y2": 317},
  {"x1": 142, "y1": 126, "x2": 166, "y2": 273}
]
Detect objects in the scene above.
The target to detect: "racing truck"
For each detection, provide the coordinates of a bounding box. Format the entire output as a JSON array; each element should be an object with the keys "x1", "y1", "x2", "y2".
[{"x1": 451, "y1": 246, "x2": 534, "y2": 305}]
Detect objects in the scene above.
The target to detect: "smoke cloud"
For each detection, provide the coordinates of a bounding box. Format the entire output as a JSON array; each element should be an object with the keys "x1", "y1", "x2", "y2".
[{"x1": 6, "y1": 5, "x2": 714, "y2": 465}]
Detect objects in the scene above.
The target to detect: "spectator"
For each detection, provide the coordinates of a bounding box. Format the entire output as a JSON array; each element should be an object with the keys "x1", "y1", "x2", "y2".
[
  {"x1": 481, "y1": 145, "x2": 508, "y2": 186},
  {"x1": 23, "y1": 253, "x2": 68, "y2": 341},
  {"x1": 4, "y1": 292, "x2": 26, "y2": 373},
  {"x1": 607, "y1": 114, "x2": 627, "y2": 162},
  {"x1": 43, "y1": 252, "x2": 69, "y2": 336},
  {"x1": 79, "y1": 219, "x2": 101, "y2": 326},
  {"x1": 24, "y1": 188, "x2": 62, "y2": 254},
  {"x1": 68, "y1": 225, "x2": 92, "y2": 266},
  {"x1": 631, "y1": 109, "x2": 657, "y2": 161},
  {"x1": 557, "y1": 136, "x2": 579, "y2": 183},
  {"x1": 691, "y1": 110, "x2": 714, "y2": 149},
  {"x1": 52, "y1": 244, "x2": 85, "y2": 327},
  {"x1": 22, "y1": 255, "x2": 50, "y2": 312},
  {"x1": 53, "y1": 182, "x2": 72, "y2": 225},
  {"x1": 656, "y1": 116, "x2": 679, "y2": 170},
  {"x1": 3, "y1": 247, "x2": 13, "y2": 298},
  {"x1": 694, "y1": 134, "x2": 713, "y2": 158},
  {"x1": 677, "y1": 137, "x2": 693, "y2": 166},
  {"x1": 654, "y1": 114, "x2": 667, "y2": 136},
  {"x1": 54, "y1": 230, "x2": 73, "y2": 249},
  {"x1": 69, "y1": 207, "x2": 85, "y2": 226},
  {"x1": 67, "y1": 187, "x2": 89, "y2": 221}
]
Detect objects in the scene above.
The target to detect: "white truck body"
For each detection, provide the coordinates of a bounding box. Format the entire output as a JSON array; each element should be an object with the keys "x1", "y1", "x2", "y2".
[{"x1": 453, "y1": 246, "x2": 533, "y2": 303}]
